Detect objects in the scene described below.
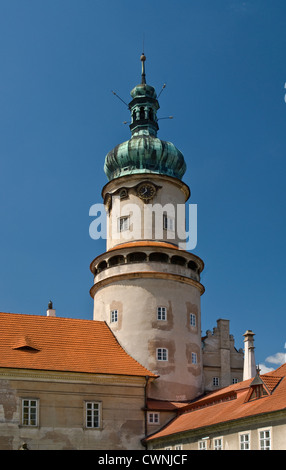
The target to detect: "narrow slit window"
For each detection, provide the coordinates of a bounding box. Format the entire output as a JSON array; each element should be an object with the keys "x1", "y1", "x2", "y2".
[{"x1": 163, "y1": 214, "x2": 175, "y2": 231}]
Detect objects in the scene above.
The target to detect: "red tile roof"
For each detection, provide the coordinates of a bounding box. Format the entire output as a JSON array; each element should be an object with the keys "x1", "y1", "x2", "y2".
[
  {"x1": 0, "y1": 312, "x2": 156, "y2": 378},
  {"x1": 146, "y1": 365, "x2": 286, "y2": 442}
]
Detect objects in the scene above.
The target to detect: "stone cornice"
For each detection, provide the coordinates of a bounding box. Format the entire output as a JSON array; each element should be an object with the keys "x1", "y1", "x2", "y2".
[{"x1": 0, "y1": 367, "x2": 153, "y2": 386}]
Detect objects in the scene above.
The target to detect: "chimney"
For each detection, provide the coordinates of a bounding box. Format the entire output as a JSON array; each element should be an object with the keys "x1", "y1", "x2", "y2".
[
  {"x1": 243, "y1": 330, "x2": 256, "y2": 380},
  {"x1": 46, "y1": 300, "x2": 56, "y2": 317}
]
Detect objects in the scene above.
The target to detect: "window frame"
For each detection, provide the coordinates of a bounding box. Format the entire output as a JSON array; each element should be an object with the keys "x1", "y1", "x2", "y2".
[
  {"x1": 148, "y1": 412, "x2": 160, "y2": 425},
  {"x1": 198, "y1": 440, "x2": 207, "y2": 450},
  {"x1": 213, "y1": 437, "x2": 223, "y2": 450},
  {"x1": 175, "y1": 444, "x2": 183, "y2": 450},
  {"x1": 110, "y1": 309, "x2": 118, "y2": 323},
  {"x1": 259, "y1": 427, "x2": 271, "y2": 450},
  {"x1": 157, "y1": 306, "x2": 167, "y2": 321},
  {"x1": 118, "y1": 216, "x2": 129, "y2": 232},
  {"x1": 156, "y1": 348, "x2": 168, "y2": 361},
  {"x1": 213, "y1": 377, "x2": 220, "y2": 387},
  {"x1": 191, "y1": 352, "x2": 197, "y2": 364},
  {"x1": 163, "y1": 214, "x2": 175, "y2": 232},
  {"x1": 190, "y1": 313, "x2": 196, "y2": 327},
  {"x1": 22, "y1": 398, "x2": 39, "y2": 427},
  {"x1": 239, "y1": 432, "x2": 251, "y2": 450},
  {"x1": 85, "y1": 401, "x2": 101, "y2": 429}
]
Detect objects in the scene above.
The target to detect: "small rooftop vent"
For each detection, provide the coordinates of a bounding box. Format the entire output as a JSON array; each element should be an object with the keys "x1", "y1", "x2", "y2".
[{"x1": 47, "y1": 300, "x2": 56, "y2": 317}]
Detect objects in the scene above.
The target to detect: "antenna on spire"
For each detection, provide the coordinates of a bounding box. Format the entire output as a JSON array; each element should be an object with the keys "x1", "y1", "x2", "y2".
[
  {"x1": 111, "y1": 90, "x2": 129, "y2": 109},
  {"x1": 157, "y1": 83, "x2": 166, "y2": 99}
]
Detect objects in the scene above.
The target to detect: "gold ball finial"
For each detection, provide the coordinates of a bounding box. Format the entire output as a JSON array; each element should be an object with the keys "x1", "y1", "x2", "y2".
[{"x1": 140, "y1": 53, "x2": 146, "y2": 62}]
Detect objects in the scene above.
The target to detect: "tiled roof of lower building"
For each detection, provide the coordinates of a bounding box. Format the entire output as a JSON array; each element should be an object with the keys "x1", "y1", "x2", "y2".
[
  {"x1": 146, "y1": 364, "x2": 286, "y2": 442},
  {"x1": 0, "y1": 312, "x2": 156, "y2": 378}
]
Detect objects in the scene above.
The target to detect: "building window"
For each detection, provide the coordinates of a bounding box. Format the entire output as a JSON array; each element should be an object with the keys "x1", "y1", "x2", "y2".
[
  {"x1": 240, "y1": 433, "x2": 250, "y2": 450},
  {"x1": 191, "y1": 352, "x2": 197, "y2": 364},
  {"x1": 232, "y1": 378, "x2": 239, "y2": 384},
  {"x1": 148, "y1": 412, "x2": 160, "y2": 425},
  {"x1": 259, "y1": 429, "x2": 271, "y2": 450},
  {"x1": 157, "y1": 307, "x2": 167, "y2": 321},
  {"x1": 213, "y1": 377, "x2": 220, "y2": 387},
  {"x1": 175, "y1": 444, "x2": 183, "y2": 450},
  {"x1": 163, "y1": 214, "x2": 175, "y2": 231},
  {"x1": 110, "y1": 309, "x2": 118, "y2": 323},
  {"x1": 118, "y1": 216, "x2": 129, "y2": 232},
  {"x1": 157, "y1": 348, "x2": 168, "y2": 361},
  {"x1": 190, "y1": 313, "x2": 196, "y2": 327},
  {"x1": 22, "y1": 399, "x2": 38, "y2": 426},
  {"x1": 198, "y1": 440, "x2": 207, "y2": 450},
  {"x1": 214, "y1": 438, "x2": 223, "y2": 450},
  {"x1": 85, "y1": 402, "x2": 101, "y2": 429}
]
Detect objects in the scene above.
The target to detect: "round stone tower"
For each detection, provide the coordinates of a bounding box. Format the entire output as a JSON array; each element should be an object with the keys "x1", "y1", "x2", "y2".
[{"x1": 90, "y1": 54, "x2": 205, "y2": 401}]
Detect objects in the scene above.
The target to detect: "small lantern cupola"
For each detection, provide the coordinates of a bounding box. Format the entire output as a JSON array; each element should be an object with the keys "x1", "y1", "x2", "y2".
[{"x1": 128, "y1": 53, "x2": 160, "y2": 137}]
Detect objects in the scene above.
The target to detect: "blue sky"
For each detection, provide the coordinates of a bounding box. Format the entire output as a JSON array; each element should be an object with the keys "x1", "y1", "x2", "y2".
[{"x1": 0, "y1": 0, "x2": 285, "y2": 372}]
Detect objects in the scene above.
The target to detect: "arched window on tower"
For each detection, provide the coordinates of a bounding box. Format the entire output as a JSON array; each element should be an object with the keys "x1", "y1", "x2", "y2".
[
  {"x1": 140, "y1": 107, "x2": 145, "y2": 120},
  {"x1": 149, "y1": 252, "x2": 169, "y2": 263},
  {"x1": 171, "y1": 255, "x2": 186, "y2": 266},
  {"x1": 149, "y1": 108, "x2": 154, "y2": 121},
  {"x1": 127, "y1": 252, "x2": 147, "y2": 263},
  {"x1": 188, "y1": 260, "x2": 198, "y2": 272},
  {"x1": 108, "y1": 255, "x2": 125, "y2": 267},
  {"x1": 97, "y1": 260, "x2": 107, "y2": 272}
]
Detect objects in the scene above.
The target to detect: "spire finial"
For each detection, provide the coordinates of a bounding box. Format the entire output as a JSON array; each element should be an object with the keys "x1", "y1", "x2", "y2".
[{"x1": 140, "y1": 52, "x2": 146, "y2": 84}]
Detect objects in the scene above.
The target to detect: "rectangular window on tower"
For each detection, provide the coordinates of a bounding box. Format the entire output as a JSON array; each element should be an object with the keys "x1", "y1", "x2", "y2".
[
  {"x1": 190, "y1": 313, "x2": 196, "y2": 327},
  {"x1": 157, "y1": 307, "x2": 167, "y2": 321},
  {"x1": 118, "y1": 216, "x2": 129, "y2": 232},
  {"x1": 163, "y1": 214, "x2": 175, "y2": 231},
  {"x1": 157, "y1": 348, "x2": 168, "y2": 361},
  {"x1": 191, "y1": 352, "x2": 197, "y2": 364},
  {"x1": 110, "y1": 310, "x2": 118, "y2": 323}
]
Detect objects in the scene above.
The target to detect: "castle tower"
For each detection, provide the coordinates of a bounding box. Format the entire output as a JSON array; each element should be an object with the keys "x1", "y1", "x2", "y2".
[{"x1": 90, "y1": 55, "x2": 205, "y2": 401}]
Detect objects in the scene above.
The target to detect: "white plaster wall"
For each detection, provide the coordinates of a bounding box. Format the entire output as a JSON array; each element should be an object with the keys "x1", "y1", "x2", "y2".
[{"x1": 93, "y1": 277, "x2": 203, "y2": 401}]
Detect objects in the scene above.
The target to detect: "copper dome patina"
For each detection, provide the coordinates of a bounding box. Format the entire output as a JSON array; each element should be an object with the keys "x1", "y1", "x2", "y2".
[{"x1": 104, "y1": 54, "x2": 186, "y2": 181}]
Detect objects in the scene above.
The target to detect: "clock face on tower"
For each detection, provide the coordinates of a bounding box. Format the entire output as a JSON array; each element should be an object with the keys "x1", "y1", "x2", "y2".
[{"x1": 137, "y1": 182, "x2": 156, "y2": 202}]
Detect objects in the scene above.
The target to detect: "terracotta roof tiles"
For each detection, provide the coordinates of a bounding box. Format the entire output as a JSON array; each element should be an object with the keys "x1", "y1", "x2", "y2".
[
  {"x1": 0, "y1": 312, "x2": 156, "y2": 378},
  {"x1": 146, "y1": 368, "x2": 286, "y2": 442}
]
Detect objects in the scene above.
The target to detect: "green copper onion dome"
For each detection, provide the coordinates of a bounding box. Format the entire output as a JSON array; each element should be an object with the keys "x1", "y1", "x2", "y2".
[{"x1": 104, "y1": 54, "x2": 186, "y2": 181}]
